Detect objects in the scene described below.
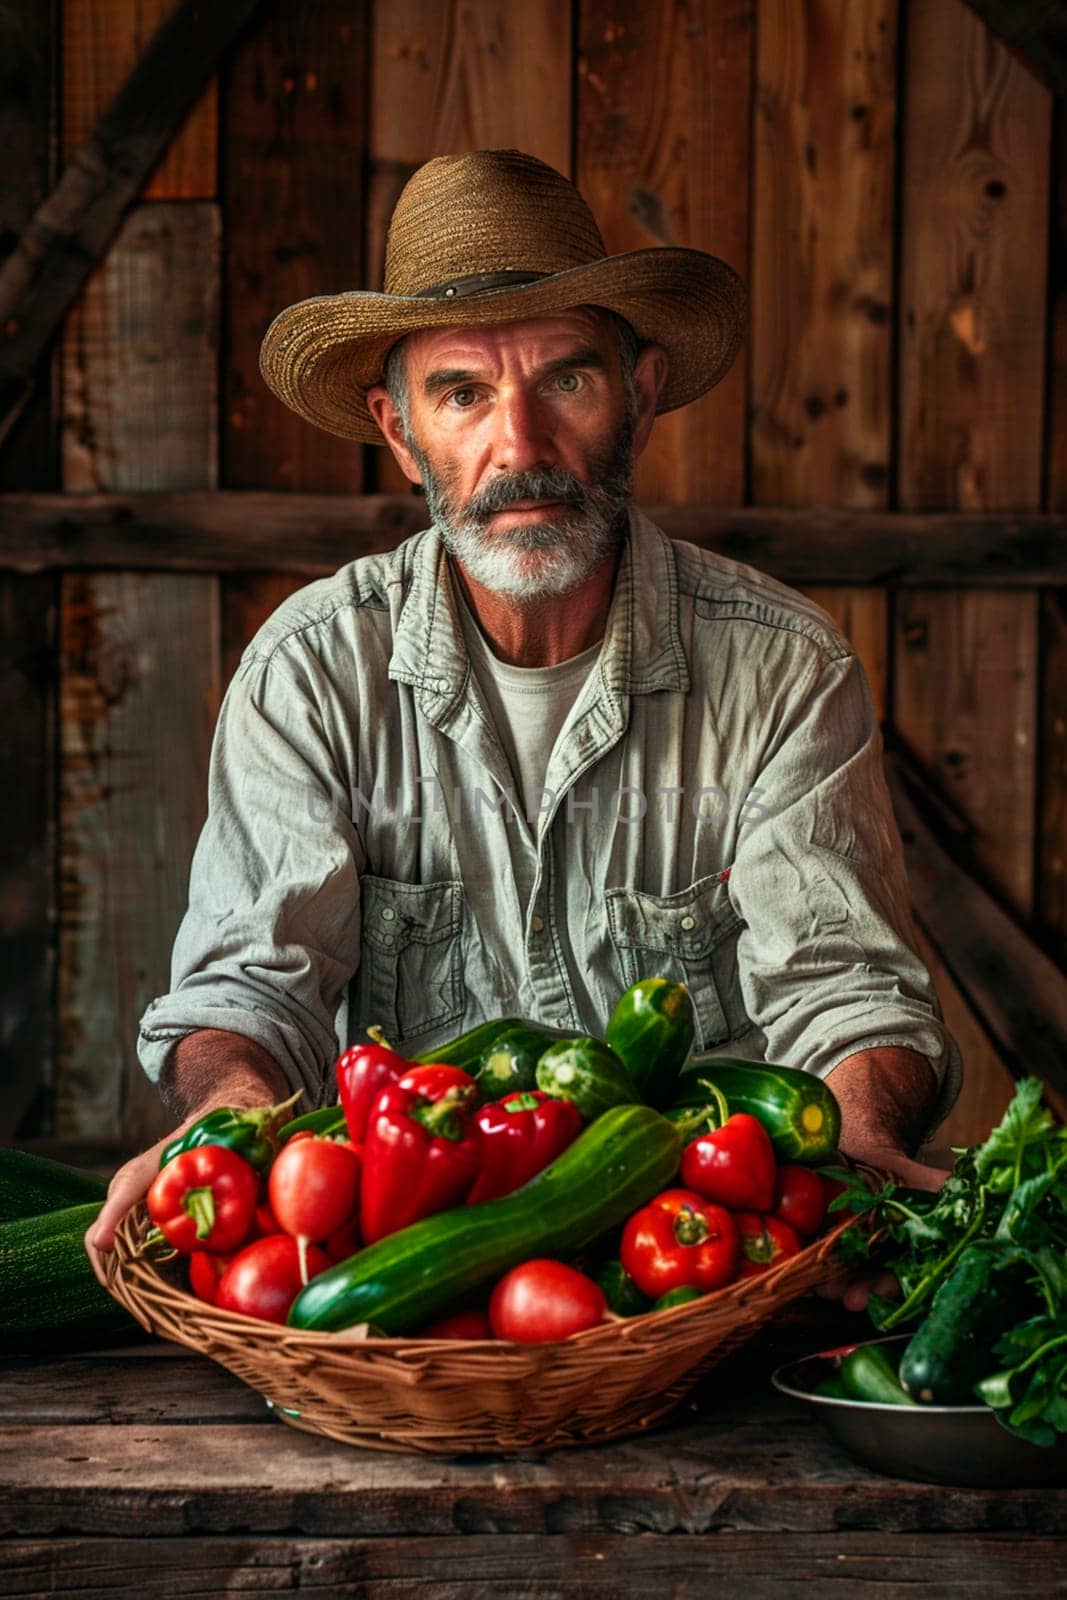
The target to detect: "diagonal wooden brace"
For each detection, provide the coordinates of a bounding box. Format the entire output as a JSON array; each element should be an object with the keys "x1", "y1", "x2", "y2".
[{"x1": 0, "y1": 0, "x2": 263, "y2": 449}]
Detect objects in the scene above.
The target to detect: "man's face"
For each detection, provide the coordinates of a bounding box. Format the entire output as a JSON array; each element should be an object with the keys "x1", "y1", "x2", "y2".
[{"x1": 368, "y1": 309, "x2": 650, "y2": 602}]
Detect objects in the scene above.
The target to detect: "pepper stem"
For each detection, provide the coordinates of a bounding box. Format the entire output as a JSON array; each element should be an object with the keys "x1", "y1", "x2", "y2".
[
  {"x1": 366, "y1": 1025, "x2": 398, "y2": 1052},
  {"x1": 695, "y1": 1078, "x2": 730, "y2": 1129},
  {"x1": 411, "y1": 1086, "x2": 476, "y2": 1141},
  {"x1": 181, "y1": 1186, "x2": 217, "y2": 1242},
  {"x1": 673, "y1": 1204, "x2": 709, "y2": 1247}
]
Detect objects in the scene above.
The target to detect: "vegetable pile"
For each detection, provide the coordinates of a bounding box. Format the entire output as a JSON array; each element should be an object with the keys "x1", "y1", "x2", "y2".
[
  {"x1": 825, "y1": 1076, "x2": 1067, "y2": 1447},
  {"x1": 146, "y1": 978, "x2": 844, "y2": 1342}
]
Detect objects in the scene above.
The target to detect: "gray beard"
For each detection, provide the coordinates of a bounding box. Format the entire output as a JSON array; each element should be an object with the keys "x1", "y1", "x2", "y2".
[{"x1": 405, "y1": 412, "x2": 636, "y2": 602}]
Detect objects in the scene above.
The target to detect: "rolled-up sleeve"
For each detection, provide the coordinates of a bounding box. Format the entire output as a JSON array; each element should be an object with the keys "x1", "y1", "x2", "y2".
[
  {"x1": 137, "y1": 643, "x2": 364, "y2": 1107},
  {"x1": 729, "y1": 646, "x2": 962, "y2": 1140}
]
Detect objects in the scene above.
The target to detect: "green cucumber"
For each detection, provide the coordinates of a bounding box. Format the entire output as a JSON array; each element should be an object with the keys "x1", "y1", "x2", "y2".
[
  {"x1": 899, "y1": 1245, "x2": 1027, "y2": 1405},
  {"x1": 535, "y1": 1037, "x2": 637, "y2": 1122},
  {"x1": 0, "y1": 1201, "x2": 145, "y2": 1355},
  {"x1": 410, "y1": 1018, "x2": 525, "y2": 1070},
  {"x1": 475, "y1": 1025, "x2": 558, "y2": 1098},
  {"x1": 840, "y1": 1344, "x2": 918, "y2": 1406},
  {"x1": 605, "y1": 978, "x2": 695, "y2": 1108},
  {"x1": 288, "y1": 1103, "x2": 683, "y2": 1334},
  {"x1": 670, "y1": 1057, "x2": 840, "y2": 1162},
  {"x1": 0, "y1": 1147, "x2": 107, "y2": 1222}
]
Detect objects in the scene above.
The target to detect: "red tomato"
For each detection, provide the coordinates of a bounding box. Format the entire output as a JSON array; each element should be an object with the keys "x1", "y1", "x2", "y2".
[
  {"x1": 620, "y1": 1188, "x2": 740, "y2": 1299},
  {"x1": 421, "y1": 1308, "x2": 493, "y2": 1340},
  {"x1": 774, "y1": 1163, "x2": 828, "y2": 1237},
  {"x1": 215, "y1": 1235, "x2": 332, "y2": 1324},
  {"x1": 187, "y1": 1250, "x2": 234, "y2": 1306},
  {"x1": 268, "y1": 1135, "x2": 360, "y2": 1242},
  {"x1": 736, "y1": 1212, "x2": 803, "y2": 1278},
  {"x1": 489, "y1": 1259, "x2": 607, "y2": 1344}
]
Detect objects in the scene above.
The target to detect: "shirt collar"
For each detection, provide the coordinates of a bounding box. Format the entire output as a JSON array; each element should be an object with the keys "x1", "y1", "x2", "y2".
[{"x1": 387, "y1": 503, "x2": 690, "y2": 701}]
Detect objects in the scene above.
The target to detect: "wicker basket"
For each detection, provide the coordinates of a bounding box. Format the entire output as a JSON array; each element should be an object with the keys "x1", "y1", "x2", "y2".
[{"x1": 106, "y1": 1203, "x2": 856, "y2": 1454}]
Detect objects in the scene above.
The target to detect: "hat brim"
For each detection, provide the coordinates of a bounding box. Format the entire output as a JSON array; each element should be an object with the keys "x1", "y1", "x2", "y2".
[{"x1": 258, "y1": 248, "x2": 747, "y2": 445}]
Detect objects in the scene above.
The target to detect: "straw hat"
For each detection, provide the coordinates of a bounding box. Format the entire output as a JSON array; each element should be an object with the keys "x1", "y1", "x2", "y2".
[{"x1": 259, "y1": 149, "x2": 747, "y2": 446}]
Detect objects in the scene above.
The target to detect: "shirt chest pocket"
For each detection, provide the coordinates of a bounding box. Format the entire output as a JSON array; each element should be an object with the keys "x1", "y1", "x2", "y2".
[
  {"x1": 355, "y1": 875, "x2": 465, "y2": 1046},
  {"x1": 605, "y1": 872, "x2": 747, "y2": 1052}
]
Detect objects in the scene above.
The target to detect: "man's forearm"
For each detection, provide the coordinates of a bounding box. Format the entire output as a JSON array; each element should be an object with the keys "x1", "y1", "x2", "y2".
[
  {"x1": 159, "y1": 1028, "x2": 292, "y2": 1121},
  {"x1": 825, "y1": 1045, "x2": 937, "y2": 1161}
]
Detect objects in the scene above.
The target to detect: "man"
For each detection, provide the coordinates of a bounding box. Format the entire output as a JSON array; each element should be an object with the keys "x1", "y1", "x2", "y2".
[{"x1": 87, "y1": 150, "x2": 960, "y2": 1292}]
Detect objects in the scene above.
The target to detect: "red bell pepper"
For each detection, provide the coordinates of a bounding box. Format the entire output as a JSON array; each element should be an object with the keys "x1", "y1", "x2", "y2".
[
  {"x1": 620, "y1": 1188, "x2": 740, "y2": 1300},
  {"x1": 397, "y1": 1063, "x2": 479, "y2": 1102},
  {"x1": 359, "y1": 1082, "x2": 482, "y2": 1244},
  {"x1": 146, "y1": 1145, "x2": 259, "y2": 1254},
  {"x1": 680, "y1": 1111, "x2": 778, "y2": 1212},
  {"x1": 737, "y1": 1211, "x2": 803, "y2": 1277},
  {"x1": 336, "y1": 1042, "x2": 405, "y2": 1145},
  {"x1": 466, "y1": 1090, "x2": 581, "y2": 1204}
]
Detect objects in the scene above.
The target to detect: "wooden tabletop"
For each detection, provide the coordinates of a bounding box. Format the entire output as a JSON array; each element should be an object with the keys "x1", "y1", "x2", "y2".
[{"x1": 1, "y1": 1313, "x2": 1064, "y2": 1599}]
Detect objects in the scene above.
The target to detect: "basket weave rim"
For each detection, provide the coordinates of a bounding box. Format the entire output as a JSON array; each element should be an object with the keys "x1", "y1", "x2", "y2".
[{"x1": 105, "y1": 1202, "x2": 858, "y2": 1357}]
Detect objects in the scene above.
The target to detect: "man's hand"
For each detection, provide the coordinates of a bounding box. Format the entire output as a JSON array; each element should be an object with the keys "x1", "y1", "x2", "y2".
[
  {"x1": 818, "y1": 1044, "x2": 948, "y2": 1310},
  {"x1": 84, "y1": 1028, "x2": 292, "y2": 1290}
]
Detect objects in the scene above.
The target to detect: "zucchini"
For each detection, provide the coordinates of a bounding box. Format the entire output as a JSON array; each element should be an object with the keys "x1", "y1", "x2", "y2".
[
  {"x1": 535, "y1": 1037, "x2": 637, "y2": 1122},
  {"x1": 410, "y1": 1018, "x2": 525, "y2": 1070},
  {"x1": 475, "y1": 1024, "x2": 557, "y2": 1098},
  {"x1": 840, "y1": 1344, "x2": 918, "y2": 1406},
  {"x1": 899, "y1": 1245, "x2": 1027, "y2": 1405},
  {"x1": 0, "y1": 1147, "x2": 107, "y2": 1222},
  {"x1": 0, "y1": 1201, "x2": 145, "y2": 1355},
  {"x1": 669, "y1": 1057, "x2": 840, "y2": 1162},
  {"x1": 288, "y1": 1103, "x2": 682, "y2": 1334},
  {"x1": 604, "y1": 978, "x2": 695, "y2": 1108}
]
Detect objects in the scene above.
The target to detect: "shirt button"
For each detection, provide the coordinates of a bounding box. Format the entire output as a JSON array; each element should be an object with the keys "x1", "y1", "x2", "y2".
[
  {"x1": 381, "y1": 907, "x2": 396, "y2": 921},
  {"x1": 531, "y1": 915, "x2": 544, "y2": 933},
  {"x1": 380, "y1": 933, "x2": 394, "y2": 947},
  {"x1": 680, "y1": 914, "x2": 696, "y2": 931}
]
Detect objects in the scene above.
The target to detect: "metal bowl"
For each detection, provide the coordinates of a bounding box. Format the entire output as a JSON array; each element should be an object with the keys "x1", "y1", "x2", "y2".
[{"x1": 772, "y1": 1334, "x2": 1067, "y2": 1488}]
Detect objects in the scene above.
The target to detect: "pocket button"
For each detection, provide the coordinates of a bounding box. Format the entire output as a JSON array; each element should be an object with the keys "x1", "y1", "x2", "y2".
[{"x1": 679, "y1": 915, "x2": 696, "y2": 931}]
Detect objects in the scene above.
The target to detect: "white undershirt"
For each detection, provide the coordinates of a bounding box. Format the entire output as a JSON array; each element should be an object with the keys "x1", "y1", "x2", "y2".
[{"x1": 456, "y1": 585, "x2": 601, "y2": 830}]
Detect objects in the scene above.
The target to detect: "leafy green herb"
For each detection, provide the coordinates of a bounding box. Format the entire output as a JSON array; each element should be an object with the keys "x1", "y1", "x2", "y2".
[{"x1": 821, "y1": 1077, "x2": 1067, "y2": 1444}]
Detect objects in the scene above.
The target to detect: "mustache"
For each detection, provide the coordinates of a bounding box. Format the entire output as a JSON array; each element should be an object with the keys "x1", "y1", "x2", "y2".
[{"x1": 462, "y1": 468, "x2": 590, "y2": 524}]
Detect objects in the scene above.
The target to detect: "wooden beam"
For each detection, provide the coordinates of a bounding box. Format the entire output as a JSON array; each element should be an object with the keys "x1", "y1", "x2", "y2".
[
  {"x1": 886, "y1": 749, "x2": 1067, "y2": 1112},
  {"x1": 0, "y1": 0, "x2": 262, "y2": 447},
  {"x1": 960, "y1": 0, "x2": 1067, "y2": 97},
  {"x1": 1, "y1": 493, "x2": 1066, "y2": 583}
]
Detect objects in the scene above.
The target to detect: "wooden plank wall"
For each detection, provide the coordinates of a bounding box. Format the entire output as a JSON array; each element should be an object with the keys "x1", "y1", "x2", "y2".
[
  {"x1": 57, "y1": 1, "x2": 221, "y2": 1146},
  {"x1": 894, "y1": 0, "x2": 1050, "y2": 1147},
  {"x1": 1, "y1": 0, "x2": 1063, "y2": 1155},
  {"x1": 0, "y1": 2, "x2": 58, "y2": 1142}
]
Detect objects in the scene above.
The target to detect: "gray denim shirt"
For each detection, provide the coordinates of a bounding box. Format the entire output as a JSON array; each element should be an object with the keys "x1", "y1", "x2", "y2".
[{"x1": 138, "y1": 505, "x2": 962, "y2": 1135}]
